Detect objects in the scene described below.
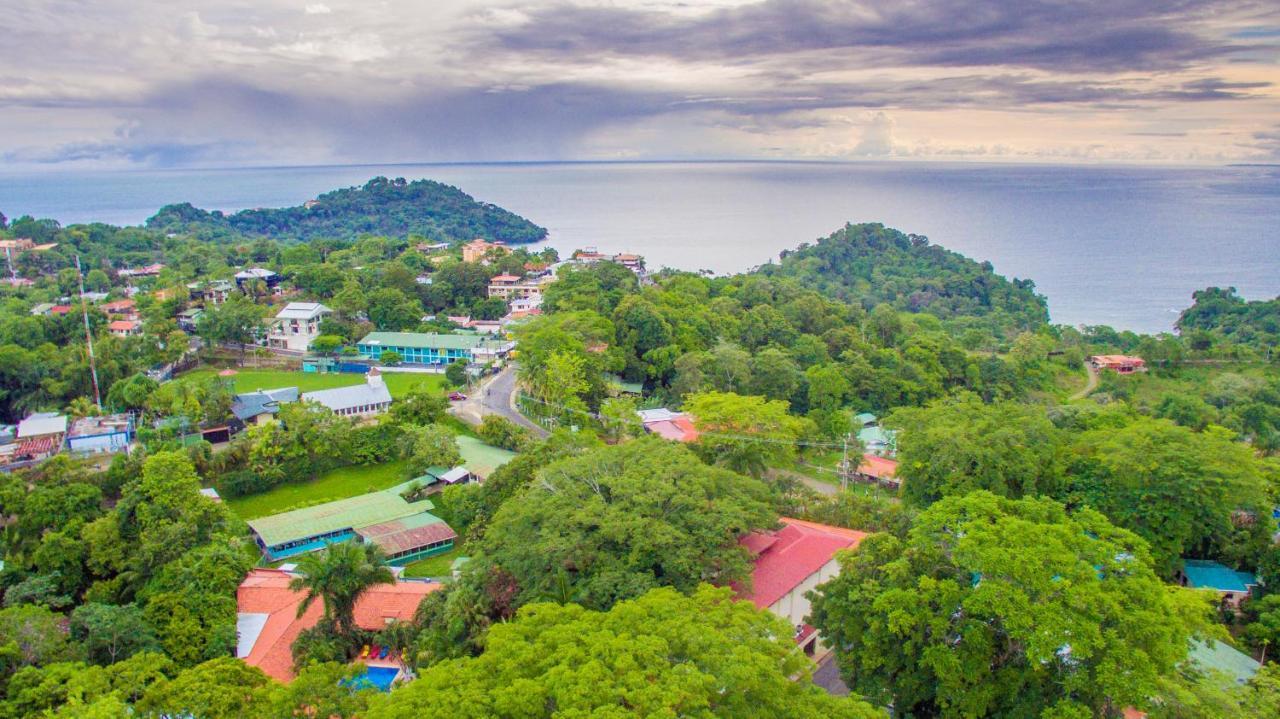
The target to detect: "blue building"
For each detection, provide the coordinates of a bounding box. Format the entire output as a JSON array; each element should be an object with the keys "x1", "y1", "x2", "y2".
[
  {"x1": 355, "y1": 331, "x2": 513, "y2": 366},
  {"x1": 66, "y1": 414, "x2": 134, "y2": 455}
]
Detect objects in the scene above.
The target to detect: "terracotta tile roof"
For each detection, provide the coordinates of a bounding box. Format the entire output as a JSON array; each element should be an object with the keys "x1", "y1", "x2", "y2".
[
  {"x1": 857, "y1": 454, "x2": 898, "y2": 480},
  {"x1": 236, "y1": 568, "x2": 440, "y2": 682},
  {"x1": 15, "y1": 435, "x2": 60, "y2": 457},
  {"x1": 107, "y1": 320, "x2": 140, "y2": 332},
  {"x1": 737, "y1": 518, "x2": 866, "y2": 610},
  {"x1": 102, "y1": 299, "x2": 136, "y2": 312},
  {"x1": 49, "y1": 305, "x2": 73, "y2": 315},
  {"x1": 646, "y1": 416, "x2": 699, "y2": 443}
]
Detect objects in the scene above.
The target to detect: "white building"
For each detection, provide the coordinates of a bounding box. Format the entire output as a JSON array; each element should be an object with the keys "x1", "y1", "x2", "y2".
[
  {"x1": 301, "y1": 369, "x2": 392, "y2": 418},
  {"x1": 17, "y1": 412, "x2": 68, "y2": 441},
  {"x1": 268, "y1": 302, "x2": 332, "y2": 352}
]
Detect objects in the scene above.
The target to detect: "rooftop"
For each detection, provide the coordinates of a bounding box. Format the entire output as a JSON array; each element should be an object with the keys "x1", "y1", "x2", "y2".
[
  {"x1": 232, "y1": 387, "x2": 299, "y2": 421},
  {"x1": 357, "y1": 331, "x2": 494, "y2": 351},
  {"x1": 247, "y1": 489, "x2": 435, "y2": 548},
  {"x1": 237, "y1": 568, "x2": 440, "y2": 682},
  {"x1": 646, "y1": 417, "x2": 699, "y2": 443},
  {"x1": 68, "y1": 414, "x2": 133, "y2": 438},
  {"x1": 1187, "y1": 639, "x2": 1260, "y2": 685},
  {"x1": 302, "y1": 376, "x2": 392, "y2": 413},
  {"x1": 858, "y1": 454, "x2": 898, "y2": 480},
  {"x1": 236, "y1": 267, "x2": 277, "y2": 279},
  {"x1": 637, "y1": 407, "x2": 683, "y2": 423},
  {"x1": 275, "y1": 302, "x2": 332, "y2": 320},
  {"x1": 354, "y1": 512, "x2": 457, "y2": 555},
  {"x1": 1183, "y1": 559, "x2": 1257, "y2": 593},
  {"x1": 738, "y1": 518, "x2": 866, "y2": 610},
  {"x1": 456, "y1": 435, "x2": 516, "y2": 478},
  {"x1": 17, "y1": 412, "x2": 67, "y2": 438}
]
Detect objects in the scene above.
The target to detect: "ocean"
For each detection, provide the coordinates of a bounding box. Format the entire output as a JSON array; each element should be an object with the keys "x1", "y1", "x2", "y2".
[{"x1": 2, "y1": 161, "x2": 1277, "y2": 333}]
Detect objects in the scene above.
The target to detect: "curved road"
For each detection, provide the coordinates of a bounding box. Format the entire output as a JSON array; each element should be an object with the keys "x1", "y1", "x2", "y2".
[
  {"x1": 450, "y1": 365, "x2": 549, "y2": 438},
  {"x1": 1069, "y1": 362, "x2": 1100, "y2": 401}
]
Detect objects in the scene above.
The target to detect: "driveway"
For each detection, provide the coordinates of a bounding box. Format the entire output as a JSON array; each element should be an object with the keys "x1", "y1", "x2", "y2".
[{"x1": 450, "y1": 365, "x2": 549, "y2": 439}]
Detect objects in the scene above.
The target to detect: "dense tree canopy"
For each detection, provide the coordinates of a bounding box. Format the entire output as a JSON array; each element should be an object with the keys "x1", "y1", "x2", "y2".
[
  {"x1": 889, "y1": 394, "x2": 1067, "y2": 506},
  {"x1": 373, "y1": 586, "x2": 884, "y2": 719},
  {"x1": 1062, "y1": 416, "x2": 1273, "y2": 575},
  {"x1": 810, "y1": 491, "x2": 1214, "y2": 719},
  {"x1": 476, "y1": 438, "x2": 774, "y2": 610}
]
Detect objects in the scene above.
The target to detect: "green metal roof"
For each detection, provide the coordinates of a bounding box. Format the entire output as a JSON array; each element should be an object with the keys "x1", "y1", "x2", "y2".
[
  {"x1": 357, "y1": 331, "x2": 489, "y2": 351},
  {"x1": 606, "y1": 374, "x2": 644, "y2": 394},
  {"x1": 457, "y1": 435, "x2": 516, "y2": 478},
  {"x1": 1188, "y1": 639, "x2": 1260, "y2": 685},
  {"x1": 1183, "y1": 559, "x2": 1257, "y2": 593},
  {"x1": 247, "y1": 489, "x2": 435, "y2": 547}
]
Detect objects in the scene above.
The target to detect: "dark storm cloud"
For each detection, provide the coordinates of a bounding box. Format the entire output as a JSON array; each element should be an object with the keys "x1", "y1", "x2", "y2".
[{"x1": 489, "y1": 0, "x2": 1273, "y2": 73}]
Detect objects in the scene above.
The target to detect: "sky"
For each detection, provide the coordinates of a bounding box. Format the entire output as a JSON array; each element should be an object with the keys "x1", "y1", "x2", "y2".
[{"x1": 2, "y1": 0, "x2": 1278, "y2": 168}]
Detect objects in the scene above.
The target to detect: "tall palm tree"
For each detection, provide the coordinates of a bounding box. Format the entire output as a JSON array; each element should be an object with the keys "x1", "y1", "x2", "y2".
[{"x1": 289, "y1": 541, "x2": 394, "y2": 638}]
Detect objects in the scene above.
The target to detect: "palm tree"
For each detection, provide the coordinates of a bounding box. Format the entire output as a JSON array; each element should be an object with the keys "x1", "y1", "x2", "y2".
[
  {"x1": 289, "y1": 541, "x2": 394, "y2": 638},
  {"x1": 65, "y1": 396, "x2": 100, "y2": 420}
]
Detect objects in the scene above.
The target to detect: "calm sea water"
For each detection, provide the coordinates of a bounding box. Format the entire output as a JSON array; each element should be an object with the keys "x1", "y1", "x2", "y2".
[{"x1": 2, "y1": 161, "x2": 1277, "y2": 333}]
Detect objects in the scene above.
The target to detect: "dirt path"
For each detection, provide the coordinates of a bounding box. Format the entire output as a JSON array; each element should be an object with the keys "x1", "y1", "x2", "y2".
[
  {"x1": 1069, "y1": 362, "x2": 1099, "y2": 401},
  {"x1": 769, "y1": 468, "x2": 838, "y2": 496}
]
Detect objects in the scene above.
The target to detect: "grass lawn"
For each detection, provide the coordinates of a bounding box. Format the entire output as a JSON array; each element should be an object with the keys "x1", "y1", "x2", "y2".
[
  {"x1": 226, "y1": 460, "x2": 409, "y2": 520},
  {"x1": 1098, "y1": 362, "x2": 1279, "y2": 409},
  {"x1": 180, "y1": 368, "x2": 445, "y2": 398},
  {"x1": 401, "y1": 547, "x2": 461, "y2": 579}
]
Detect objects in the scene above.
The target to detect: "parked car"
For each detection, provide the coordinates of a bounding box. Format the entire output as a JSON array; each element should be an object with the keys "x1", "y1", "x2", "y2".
[{"x1": 448, "y1": 392, "x2": 467, "y2": 401}]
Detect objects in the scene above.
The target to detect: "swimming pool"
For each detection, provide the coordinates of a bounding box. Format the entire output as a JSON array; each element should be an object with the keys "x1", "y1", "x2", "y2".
[{"x1": 354, "y1": 665, "x2": 400, "y2": 691}]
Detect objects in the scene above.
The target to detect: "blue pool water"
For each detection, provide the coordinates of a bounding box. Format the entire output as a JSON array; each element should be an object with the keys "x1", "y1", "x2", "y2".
[{"x1": 354, "y1": 665, "x2": 400, "y2": 692}]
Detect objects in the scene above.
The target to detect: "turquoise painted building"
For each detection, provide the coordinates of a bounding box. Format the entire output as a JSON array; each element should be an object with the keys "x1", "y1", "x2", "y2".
[{"x1": 355, "y1": 331, "x2": 513, "y2": 366}]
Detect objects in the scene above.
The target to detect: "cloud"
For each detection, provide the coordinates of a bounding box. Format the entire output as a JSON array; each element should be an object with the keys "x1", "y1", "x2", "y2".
[
  {"x1": 486, "y1": 0, "x2": 1272, "y2": 73},
  {"x1": 851, "y1": 112, "x2": 897, "y2": 156},
  {"x1": 0, "y1": 0, "x2": 1276, "y2": 167}
]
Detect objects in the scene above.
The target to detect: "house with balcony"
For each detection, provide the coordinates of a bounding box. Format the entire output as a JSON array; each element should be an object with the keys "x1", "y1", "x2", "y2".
[{"x1": 267, "y1": 302, "x2": 332, "y2": 352}]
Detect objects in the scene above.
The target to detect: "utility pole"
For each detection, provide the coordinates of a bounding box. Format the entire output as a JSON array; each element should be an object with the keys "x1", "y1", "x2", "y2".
[
  {"x1": 840, "y1": 432, "x2": 850, "y2": 492},
  {"x1": 75, "y1": 255, "x2": 102, "y2": 408}
]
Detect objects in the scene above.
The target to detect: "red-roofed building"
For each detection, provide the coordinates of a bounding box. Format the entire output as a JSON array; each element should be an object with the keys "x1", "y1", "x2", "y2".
[
  {"x1": 49, "y1": 305, "x2": 73, "y2": 316},
  {"x1": 855, "y1": 453, "x2": 899, "y2": 488},
  {"x1": 1089, "y1": 355, "x2": 1146, "y2": 374},
  {"x1": 107, "y1": 319, "x2": 142, "y2": 337},
  {"x1": 645, "y1": 416, "x2": 700, "y2": 443},
  {"x1": 737, "y1": 518, "x2": 866, "y2": 657},
  {"x1": 236, "y1": 568, "x2": 441, "y2": 682},
  {"x1": 101, "y1": 298, "x2": 137, "y2": 317}
]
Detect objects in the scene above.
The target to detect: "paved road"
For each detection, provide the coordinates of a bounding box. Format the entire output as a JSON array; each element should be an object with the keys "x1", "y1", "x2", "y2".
[
  {"x1": 450, "y1": 365, "x2": 549, "y2": 438},
  {"x1": 812, "y1": 652, "x2": 851, "y2": 696}
]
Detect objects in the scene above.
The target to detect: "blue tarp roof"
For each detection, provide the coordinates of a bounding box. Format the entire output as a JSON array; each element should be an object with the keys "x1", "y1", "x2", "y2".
[{"x1": 1183, "y1": 559, "x2": 1256, "y2": 592}]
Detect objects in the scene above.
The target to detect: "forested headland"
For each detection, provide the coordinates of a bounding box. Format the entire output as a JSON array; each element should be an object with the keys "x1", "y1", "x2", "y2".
[{"x1": 145, "y1": 176, "x2": 547, "y2": 244}]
